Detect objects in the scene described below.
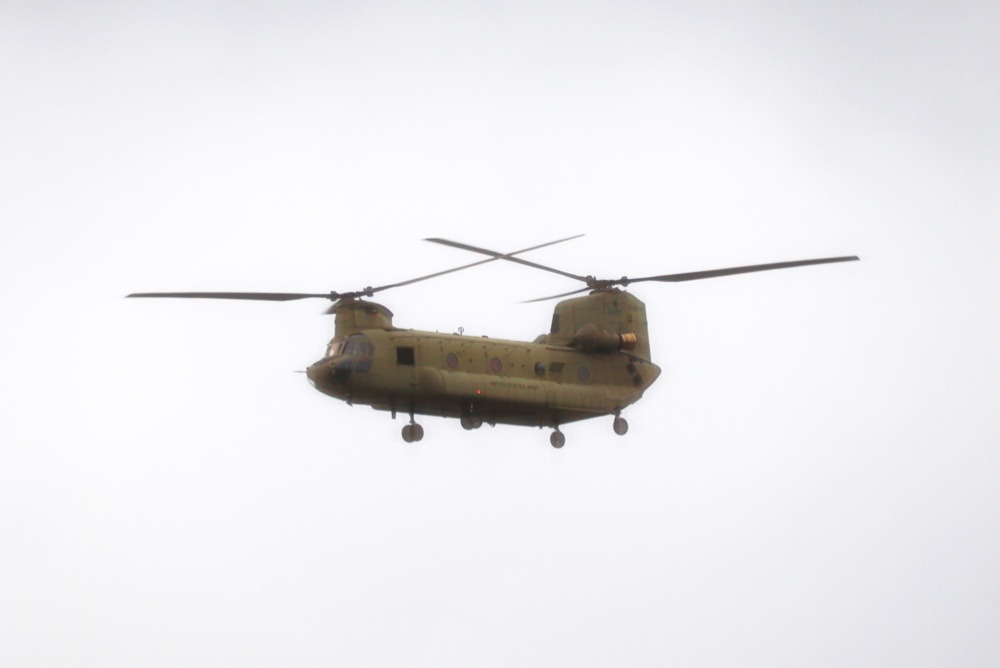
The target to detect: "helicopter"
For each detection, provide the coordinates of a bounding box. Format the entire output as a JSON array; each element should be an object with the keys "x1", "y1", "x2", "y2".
[{"x1": 128, "y1": 236, "x2": 858, "y2": 448}]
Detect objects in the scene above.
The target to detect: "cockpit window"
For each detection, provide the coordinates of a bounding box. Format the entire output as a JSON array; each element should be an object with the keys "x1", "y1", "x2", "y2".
[
  {"x1": 326, "y1": 338, "x2": 344, "y2": 358},
  {"x1": 343, "y1": 334, "x2": 374, "y2": 372},
  {"x1": 343, "y1": 336, "x2": 373, "y2": 357}
]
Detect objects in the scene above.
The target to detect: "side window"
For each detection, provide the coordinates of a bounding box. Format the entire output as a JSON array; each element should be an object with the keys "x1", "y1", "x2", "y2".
[{"x1": 396, "y1": 347, "x2": 415, "y2": 366}]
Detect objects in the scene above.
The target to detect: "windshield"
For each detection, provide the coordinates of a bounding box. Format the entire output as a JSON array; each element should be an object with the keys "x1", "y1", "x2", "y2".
[
  {"x1": 327, "y1": 334, "x2": 375, "y2": 359},
  {"x1": 342, "y1": 335, "x2": 374, "y2": 357},
  {"x1": 325, "y1": 338, "x2": 344, "y2": 358}
]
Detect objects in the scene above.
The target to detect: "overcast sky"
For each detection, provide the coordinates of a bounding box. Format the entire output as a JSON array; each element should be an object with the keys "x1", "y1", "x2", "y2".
[{"x1": 2, "y1": 1, "x2": 999, "y2": 666}]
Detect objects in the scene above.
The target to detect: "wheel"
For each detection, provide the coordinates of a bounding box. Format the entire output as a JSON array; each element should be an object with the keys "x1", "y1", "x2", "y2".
[
  {"x1": 461, "y1": 416, "x2": 483, "y2": 430},
  {"x1": 410, "y1": 423, "x2": 424, "y2": 442},
  {"x1": 550, "y1": 430, "x2": 565, "y2": 449},
  {"x1": 401, "y1": 424, "x2": 414, "y2": 442},
  {"x1": 613, "y1": 417, "x2": 629, "y2": 436}
]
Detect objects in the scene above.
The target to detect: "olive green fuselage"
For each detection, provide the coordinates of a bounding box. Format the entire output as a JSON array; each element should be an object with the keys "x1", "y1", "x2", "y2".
[
  {"x1": 307, "y1": 329, "x2": 660, "y2": 427},
  {"x1": 305, "y1": 292, "x2": 661, "y2": 428}
]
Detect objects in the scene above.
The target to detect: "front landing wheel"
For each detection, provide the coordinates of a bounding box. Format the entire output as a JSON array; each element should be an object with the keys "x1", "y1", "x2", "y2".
[
  {"x1": 613, "y1": 417, "x2": 629, "y2": 436},
  {"x1": 550, "y1": 430, "x2": 565, "y2": 449},
  {"x1": 402, "y1": 423, "x2": 424, "y2": 442}
]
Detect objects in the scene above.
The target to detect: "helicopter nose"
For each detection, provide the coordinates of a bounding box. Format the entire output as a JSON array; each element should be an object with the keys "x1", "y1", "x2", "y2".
[
  {"x1": 306, "y1": 357, "x2": 353, "y2": 392},
  {"x1": 306, "y1": 358, "x2": 337, "y2": 388}
]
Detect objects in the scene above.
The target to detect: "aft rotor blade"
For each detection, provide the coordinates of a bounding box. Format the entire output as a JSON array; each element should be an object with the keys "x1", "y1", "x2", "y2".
[
  {"x1": 126, "y1": 291, "x2": 335, "y2": 301},
  {"x1": 375, "y1": 234, "x2": 586, "y2": 294},
  {"x1": 519, "y1": 286, "x2": 592, "y2": 303},
  {"x1": 627, "y1": 256, "x2": 860, "y2": 284},
  {"x1": 425, "y1": 236, "x2": 591, "y2": 283}
]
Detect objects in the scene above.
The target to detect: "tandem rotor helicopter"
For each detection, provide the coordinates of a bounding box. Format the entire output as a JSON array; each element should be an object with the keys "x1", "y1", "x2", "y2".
[{"x1": 128, "y1": 236, "x2": 858, "y2": 448}]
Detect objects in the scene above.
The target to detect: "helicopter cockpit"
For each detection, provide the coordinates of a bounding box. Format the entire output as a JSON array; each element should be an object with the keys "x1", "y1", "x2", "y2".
[
  {"x1": 325, "y1": 338, "x2": 344, "y2": 358},
  {"x1": 312, "y1": 333, "x2": 375, "y2": 386},
  {"x1": 323, "y1": 333, "x2": 374, "y2": 361}
]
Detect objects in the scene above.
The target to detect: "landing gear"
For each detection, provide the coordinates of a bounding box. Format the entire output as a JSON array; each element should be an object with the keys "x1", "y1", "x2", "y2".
[
  {"x1": 401, "y1": 422, "x2": 424, "y2": 443},
  {"x1": 550, "y1": 429, "x2": 565, "y2": 449},
  {"x1": 613, "y1": 416, "x2": 629, "y2": 436},
  {"x1": 401, "y1": 402, "x2": 424, "y2": 443},
  {"x1": 460, "y1": 416, "x2": 483, "y2": 430}
]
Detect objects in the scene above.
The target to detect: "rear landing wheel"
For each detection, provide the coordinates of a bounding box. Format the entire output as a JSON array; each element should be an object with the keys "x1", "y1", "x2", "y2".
[
  {"x1": 550, "y1": 430, "x2": 565, "y2": 449},
  {"x1": 461, "y1": 416, "x2": 483, "y2": 430},
  {"x1": 613, "y1": 417, "x2": 629, "y2": 436}
]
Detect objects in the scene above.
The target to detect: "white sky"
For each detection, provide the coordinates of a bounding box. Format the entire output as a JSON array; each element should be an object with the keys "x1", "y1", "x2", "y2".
[{"x1": 2, "y1": 1, "x2": 999, "y2": 666}]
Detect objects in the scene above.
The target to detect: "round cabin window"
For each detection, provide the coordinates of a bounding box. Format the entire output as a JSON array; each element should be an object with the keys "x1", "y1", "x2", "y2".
[
  {"x1": 446, "y1": 352, "x2": 459, "y2": 369},
  {"x1": 534, "y1": 362, "x2": 545, "y2": 377},
  {"x1": 489, "y1": 357, "x2": 503, "y2": 373},
  {"x1": 578, "y1": 366, "x2": 591, "y2": 383}
]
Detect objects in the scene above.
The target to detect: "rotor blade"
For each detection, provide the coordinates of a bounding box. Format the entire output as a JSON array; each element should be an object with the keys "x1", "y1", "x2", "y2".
[
  {"x1": 373, "y1": 234, "x2": 586, "y2": 294},
  {"x1": 626, "y1": 256, "x2": 860, "y2": 284},
  {"x1": 512, "y1": 234, "x2": 586, "y2": 253},
  {"x1": 425, "y1": 237, "x2": 591, "y2": 283},
  {"x1": 519, "y1": 287, "x2": 592, "y2": 303},
  {"x1": 128, "y1": 236, "x2": 589, "y2": 305},
  {"x1": 127, "y1": 291, "x2": 335, "y2": 301}
]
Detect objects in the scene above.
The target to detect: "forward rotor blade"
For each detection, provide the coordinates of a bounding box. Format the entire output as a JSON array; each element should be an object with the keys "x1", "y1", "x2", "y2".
[
  {"x1": 627, "y1": 256, "x2": 860, "y2": 284},
  {"x1": 126, "y1": 291, "x2": 335, "y2": 301},
  {"x1": 425, "y1": 236, "x2": 590, "y2": 283},
  {"x1": 375, "y1": 234, "x2": 586, "y2": 294},
  {"x1": 130, "y1": 236, "x2": 589, "y2": 305}
]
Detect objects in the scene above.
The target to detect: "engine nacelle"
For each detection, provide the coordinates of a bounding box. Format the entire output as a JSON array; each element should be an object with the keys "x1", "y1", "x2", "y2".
[{"x1": 569, "y1": 324, "x2": 637, "y2": 354}]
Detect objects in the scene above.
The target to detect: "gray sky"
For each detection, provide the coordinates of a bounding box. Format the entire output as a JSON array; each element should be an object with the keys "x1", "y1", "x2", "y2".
[{"x1": 2, "y1": 1, "x2": 999, "y2": 666}]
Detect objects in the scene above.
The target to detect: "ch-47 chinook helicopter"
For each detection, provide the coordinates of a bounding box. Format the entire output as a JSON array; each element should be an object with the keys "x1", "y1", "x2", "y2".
[{"x1": 128, "y1": 236, "x2": 858, "y2": 448}]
